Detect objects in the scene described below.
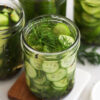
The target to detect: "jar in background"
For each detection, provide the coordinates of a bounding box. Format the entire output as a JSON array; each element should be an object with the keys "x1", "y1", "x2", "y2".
[
  {"x1": 0, "y1": 0, "x2": 25, "y2": 79},
  {"x1": 19, "y1": 0, "x2": 66, "y2": 22},
  {"x1": 74, "y1": 0, "x2": 100, "y2": 45},
  {"x1": 21, "y1": 15, "x2": 80, "y2": 100}
]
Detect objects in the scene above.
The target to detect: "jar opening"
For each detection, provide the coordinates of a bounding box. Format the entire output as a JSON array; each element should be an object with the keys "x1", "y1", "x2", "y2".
[
  {"x1": 0, "y1": 0, "x2": 24, "y2": 34},
  {"x1": 22, "y1": 15, "x2": 80, "y2": 55}
]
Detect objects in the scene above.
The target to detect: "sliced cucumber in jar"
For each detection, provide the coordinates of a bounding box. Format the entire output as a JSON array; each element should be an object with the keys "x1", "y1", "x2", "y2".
[
  {"x1": 10, "y1": 10, "x2": 19, "y2": 22},
  {"x1": 81, "y1": 1, "x2": 100, "y2": 15},
  {"x1": 53, "y1": 77, "x2": 68, "y2": 88},
  {"x1": 0, "y1": 26, "x2": 9, "y2": 30},
  {"x1": 67, "y1": 61, "x2": 76, "y2": 74},
  {"x1": 30, "y1": 87, "x2": 39, "y2": 93},
  {"x1": 46, "y1": 68, "x2": 66, "y2": 82},
  {"x1": 2, "y1": 8, "x2": 12, "y2": 13},
  {"x1": 53, "y1": 23, "x2": 71, "y2": 36},
  {"x1": 60, "y1": 54, "x2": 75, "y2": 68},
  {"x1": 84, "y1": 0, "x2": 100, "y2": 6},
  {"x1": 53, "y1": 86, "x2": 66, "y2": 91},
  {"x1": 82, "y1": 12, "x2": 97, "y2": 23},
  {"x1": 26, "y1": 75, "x2": 30, "y2": 87},
  {"x1": 33, "y1": 83, "x2": 50, "y2": 90},
  {"x1": 59, "y1": 35, "x2": 75, "y2": 49},
  {"x1": 33, "y1": 72, "x2": 46, "y2": 85},
  {"x1": 29, "y1": 55, "x2": 43, "y2": 70},
  {"x1": 0, "y1": 14, "x2": 9, "y2": 26},
  {"x1": 93, "y1": 12, "x2": 100, "y2": 18},
  {"x1": 25, "y1": 62, "x2": 37, "y2": 78},
  {"x1": 42, "y1": 61, "x2": 59, "y2": 73}
]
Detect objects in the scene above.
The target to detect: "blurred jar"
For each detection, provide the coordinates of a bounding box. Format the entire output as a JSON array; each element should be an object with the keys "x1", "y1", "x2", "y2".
[
  {"x1": 19, "y1": 0, "x2": 67, "y2": 22},
  {"x1": 21, "y1": 15, "x2": 80, "y2": 100},
  {"x1": 74, "y1": 0, "x2": 100, "y2": 45},
  {"x1": 0, "y1": 0, "x2": 25, "y2": 79}
]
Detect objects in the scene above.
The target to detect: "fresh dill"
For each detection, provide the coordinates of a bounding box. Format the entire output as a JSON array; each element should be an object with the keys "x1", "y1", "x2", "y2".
[{"x1": 78, "y1": 43, "x2": 100, "y2": 65}]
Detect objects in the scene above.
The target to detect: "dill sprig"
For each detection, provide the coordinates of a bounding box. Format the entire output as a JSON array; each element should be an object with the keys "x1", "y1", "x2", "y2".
[{"x1": 78, "y1": 43, "x2": 100, "y2": 65}]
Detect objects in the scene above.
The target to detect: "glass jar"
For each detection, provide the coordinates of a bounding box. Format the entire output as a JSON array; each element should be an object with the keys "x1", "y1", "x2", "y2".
[
  {"x1": 74, "y1": 0, "x2": 100, "y2": 45},
  {"x1": 0, "y1": 0, "x2": 25, "y2": 79},
  {"x1": 19, "y1": 0, "x2": 66, "y2": 22},
  {"x1": 21, "y1": 15, "x2": 80, "y2": 100}
]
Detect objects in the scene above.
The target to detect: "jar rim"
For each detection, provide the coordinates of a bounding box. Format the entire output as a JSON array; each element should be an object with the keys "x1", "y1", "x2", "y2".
[
  {"x1": 21, "y1": 15, "x2": 80, "y2": 56},
  {"x1": 0, "y1": 0, "x2": 25, "y2": 34}
]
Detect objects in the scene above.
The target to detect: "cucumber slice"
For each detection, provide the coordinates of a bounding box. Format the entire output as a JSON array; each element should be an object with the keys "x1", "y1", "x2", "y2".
[
  {"x1": 67, "y1": 61, "x2": 76, "y2": 74},
  {"x1": 59, "y1": 35, "x2": 75, "y2": 48},
  {"x1": 46, "y1": 69, "x2": 66, "y2": 82},
  {"x1": 2, "y1": 8, "x2": 11, "y2": 13},
  {"x1": 29, "y1": 55, "x2": 43, "y2": 70},
  {"x1": 25, "y1": 62, "x2": 37, "y2": 78},
  {"x1": 10, "y1": 10, "x2": 19, "y2": 22},
  {"x1": 60, "y1": 54, "x2": 75, "y2": 68},
  {"x1": 53, "y1": 86, "x2": 66, "y2": 91},
  {"x1": 93, "y1": 12, "x2": 100, "y2": 18},
  {"x1": 0, "y1": 14, "x2": 9, "y2": 26},
  {"x1": 42, "y1": 61, "x2": 59, "y2": 73},
  {"x1": 34, "y1": 84, "x2": 49, "y2": 90},
  {"x1": 30, "y1": 87, "x2": 39, "y2": 93},
  {"x1": 33, "y1": 72, "x2": 46, "y2": 85},
  {"x1": 53, "y1": 23, "x2": 71, "y2": 36},
  {"x1": 26, "y1": 75, "x2": 30, "y2": 87},
  {"x1": 84, "y1": 0, "x2": 100, "y2": 6},
  {"x1": 82, "y1": 12, "x2": 97, "y2": 23},
  {"x1": 0, "y1": 26, "x2": 9, "y2": 30},
  {"x1": 53, "y1": 77, "x2": 68, "y2": 88},
  {"x1": 81, "y1": 1, "x2": 100, "y2": 15}
]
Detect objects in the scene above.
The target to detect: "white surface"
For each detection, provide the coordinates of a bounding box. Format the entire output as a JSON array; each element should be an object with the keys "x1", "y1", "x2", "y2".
[
  {"x1": 0, "y1": 71, "x2": 22, "y2": 100},
  {"x1": 0, "y1": 68, "x2": 91, "y2": 100},
  {"x1": 91, "y1": 81, "x2": 100, "y2": 100}
]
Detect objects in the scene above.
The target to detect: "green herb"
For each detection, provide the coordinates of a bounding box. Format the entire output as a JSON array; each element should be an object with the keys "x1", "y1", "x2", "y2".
[
  {"x1": 27, "y1": 20, "x2": 62, "y2": 52},
  {"x1": 78, "y1": 43, "x2": 100, "y2": 65}
]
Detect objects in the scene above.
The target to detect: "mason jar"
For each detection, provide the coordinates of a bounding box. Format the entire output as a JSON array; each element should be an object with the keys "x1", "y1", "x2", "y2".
[
  {"x1": 21, "y1": 15, "x2": 80, "y2": 100},
  {"x1": 0, "y1": 0, "x2": 25, "y2": 79},
  {"x1": 74, "y1": 0, "x2": 100, "y2": 45},
  {"x1": 19, "y1": 0, "x2": 67, "y2": 22}
]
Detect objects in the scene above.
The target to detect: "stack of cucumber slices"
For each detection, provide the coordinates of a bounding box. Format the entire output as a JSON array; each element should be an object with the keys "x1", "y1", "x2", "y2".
[
  {"x1": 25, "y1": 22, "x2": 76, "y2": 99},
  {"x1": 0, "y1": 6, "x2": 19, "y2": 50},
  {"x1": 74, "y1": 0, "x2": 100, "y2": 43},
  {"x1": 25, "y1": 58, "x2": 75, "y2": 99},
  {"x1": 0, "y1": 6, "x2": 19, "y2": 32}
]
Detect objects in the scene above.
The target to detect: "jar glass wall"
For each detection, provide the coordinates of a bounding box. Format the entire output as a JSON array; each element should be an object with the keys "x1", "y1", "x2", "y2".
[
  {"x1": 74, "y1": 0, "x2": 100, "y2": 45},
  {"x1": 19, "y1": 0, "x2": 66, "y2": 22},
  {"x1": 0, "y1": 0, "x2": 25, "y2": 79},
  {"x1": 21, "y1": 15, "x2": 80, "y2": 100}
]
